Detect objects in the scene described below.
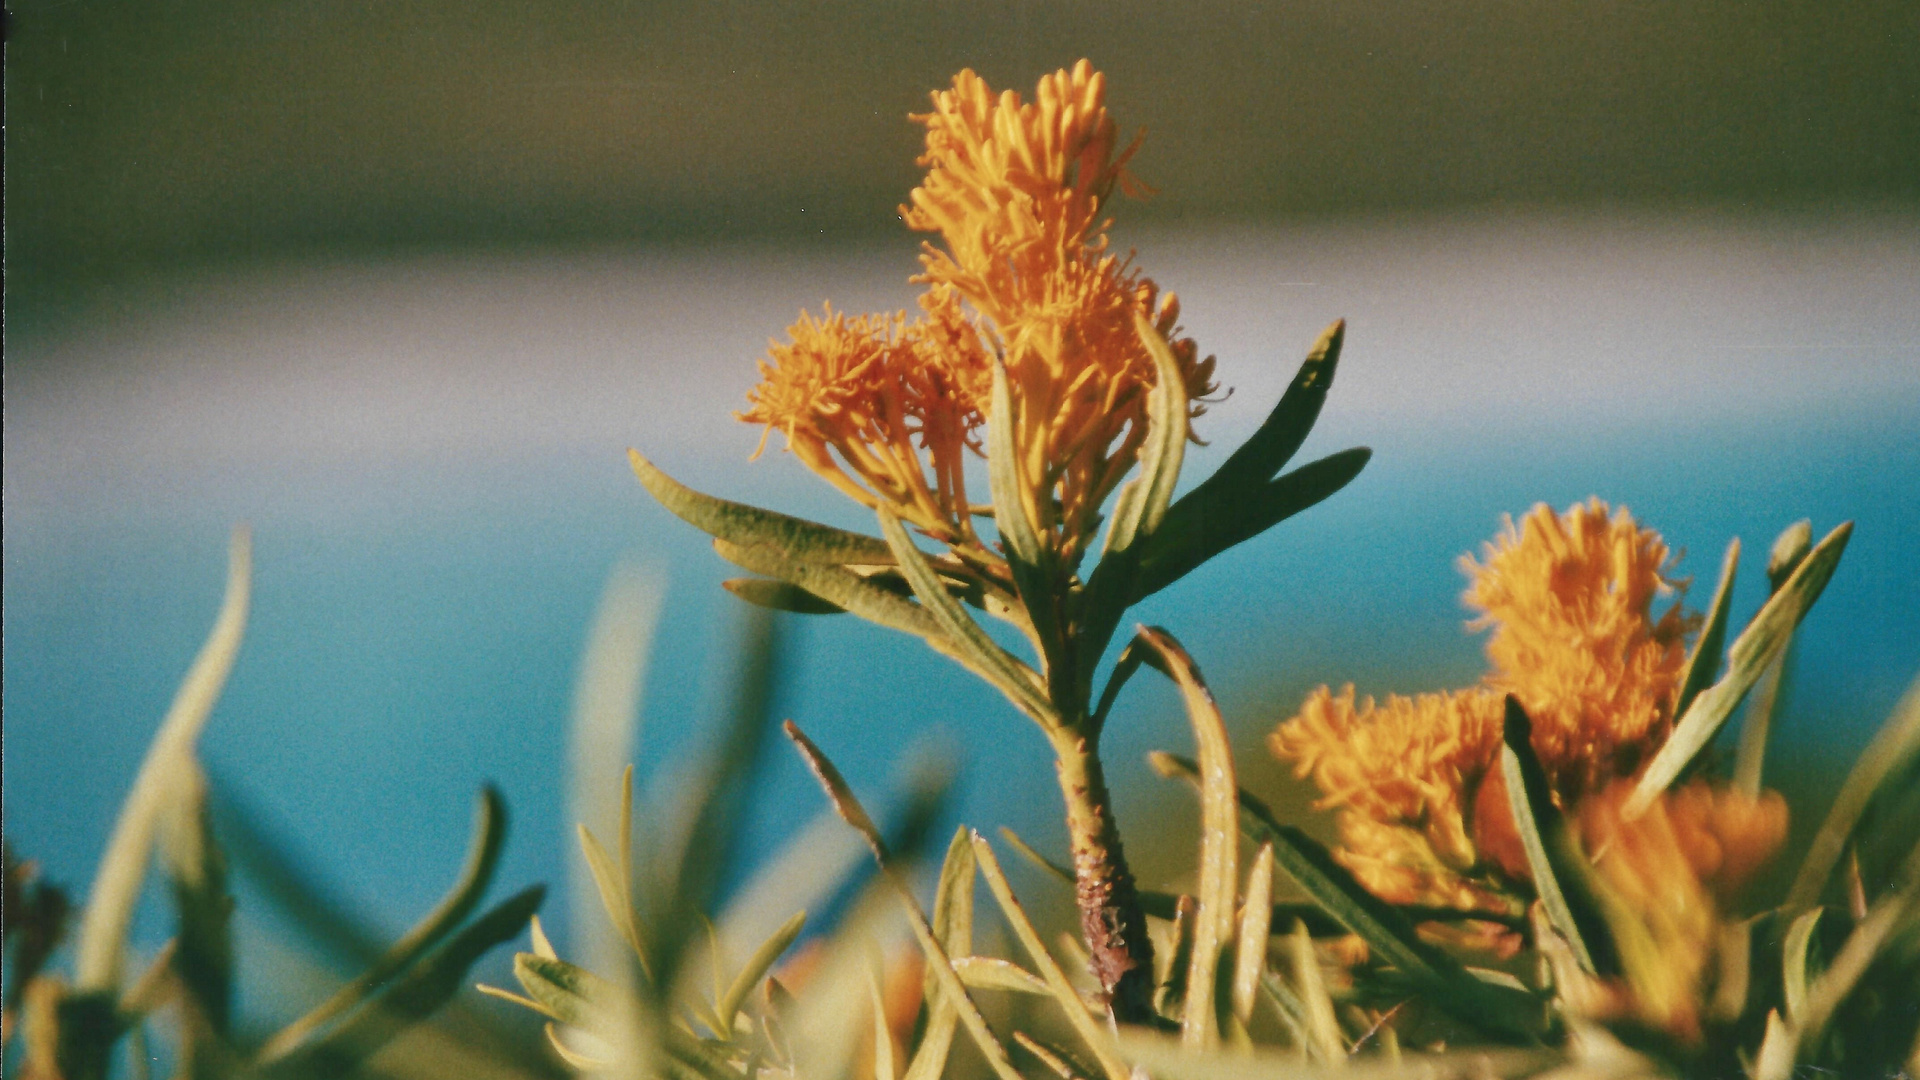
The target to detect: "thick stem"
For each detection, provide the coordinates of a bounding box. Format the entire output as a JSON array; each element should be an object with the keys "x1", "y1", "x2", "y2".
[{"x1": 1053, "y1": 727, "x2": 1157, "y2": 1023}]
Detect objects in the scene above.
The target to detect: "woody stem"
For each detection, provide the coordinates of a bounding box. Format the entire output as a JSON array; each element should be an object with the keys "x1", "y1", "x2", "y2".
[{"x1": 1051, "y1": 724, "x2": 1157, "y2": 1024}]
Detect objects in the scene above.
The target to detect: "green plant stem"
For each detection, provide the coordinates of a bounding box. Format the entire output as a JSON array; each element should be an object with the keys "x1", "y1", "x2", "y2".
[{"x1": 1051, "y1": 725, "x2": 1156, "y2": 1024}]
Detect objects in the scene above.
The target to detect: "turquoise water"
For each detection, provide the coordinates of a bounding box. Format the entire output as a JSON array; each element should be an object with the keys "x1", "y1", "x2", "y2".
[{"x1": 6, "y1": 212, "x2": 1917, "y2": 1011}]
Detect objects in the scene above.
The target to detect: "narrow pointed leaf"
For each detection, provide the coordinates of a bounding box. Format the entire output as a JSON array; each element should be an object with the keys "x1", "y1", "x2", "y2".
[
  {"x1": 1229, "y1": 845, "x2": 1275, "y2": 1034},
  {"x1": 717, "y1": 911, "x2": 805, "y2": 1034},
  {"x1": 1136, "y1": 627, "x2": 1237, "y2": 1048},
  {"x1": 1148, "y1": 753, "x2": 1541, "y2": 1040},
  {"x1": 904, "y1": 829, "x2": 976, "y2": 1080},
  {"x1": 1179, "y1": 318, "x2": 1345, "y2": 510},
  {"x1": 1629, "y1": 521, "x2": 1853, "y2": 816},
  {"x1": 723, "y1": 578, "x2": 847, "y2": 615},
  {"x1": 783, "y1": 722, "x2": 1026, "y2": 1080},
  {"x1": 578, "y1": 824, "x2": 649, "y2": 970},
  {"x1": 1285, "y1": 919, "x2": 1344, "y2": 1065},
  {"x1": 257, "y1": 787, "x2": 510, "y2": 1063},
  {"x1": 971, "y1": 834, "x2": 1130, "y2": 1080},
  {"x1": 879, "y1": 509, "x2": 1054, "y2": 724},
  {"x1": 1674, "y1": 538, "x2": 1739, "y2": 723},
  {"x1": 258, "y1": 887, "x2": 545, "y2": 1078},
  {"x1": 1132, "y1": 448, "x2": 1370, "y2": 603},
  {"x1": 1499, "y1": 697, "x2": 1616, "y2": 977},
  {"x1": 985, "y1": 355, "x2": 1043, "y2": 567},
  {"x1": 1104, "y1": 313, "x2": 1190, "y2": 554},
  {"x1": 714, "y1": 538, "x2": 948, "y2": 644},
  {"x1": 159, "y1": 763, "x2": 233, "y2": 1041},
  {"x1": 1787, "y1": 675, "x2": 1920, "y2": 912},
  {"x1": 630, "y1": 448, "x2": 894, "y2": 564},
  {"x1": 1781, "y1": 907, "x2": 1822, "y2": 1028},
  {"x1": 952, "y1": 957, "x2": 1054, "y2": 997},
  {"x1": 76, "y1": 527, "x2": 251, "y2": 994}
]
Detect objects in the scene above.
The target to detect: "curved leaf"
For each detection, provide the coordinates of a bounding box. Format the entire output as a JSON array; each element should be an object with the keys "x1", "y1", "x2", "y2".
[
  {"x1": 630, "y1": 448, "x2": 894, "y2": 565},
  {"x1": 723, "y1": 578, "x2": 847, "y2": 615}
]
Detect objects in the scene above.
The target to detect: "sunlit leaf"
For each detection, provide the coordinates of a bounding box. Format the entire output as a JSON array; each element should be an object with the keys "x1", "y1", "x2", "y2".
[
  {"x1": 784, "y1": 722, "x2": 1026, "y2": 1080},
  {"x1": 630, "y1": 447, "x2": 895, "y2": 565},
  {"x1": 1136, "y1": 627, "x2": 1238, "y2": 1049},
  {"x1": 971, "y1": 834, "x2": 1130, "y2": 1080},
  {"x1": 1628, "y1": 521, "x2": 1852, "y2": 816},
  {"x1": 74, "y1": 527, "x2": 251, "y2": 995},
  {"x1": 723, "y1": 577, "x2": 848, "y2": 615}
]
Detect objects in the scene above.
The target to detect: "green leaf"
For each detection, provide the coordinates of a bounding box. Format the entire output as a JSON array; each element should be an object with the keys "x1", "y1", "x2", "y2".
[
  {"x1": 1135, "y1": 627, "x2": 1237, "y2": 1048},
  {"x1": 1131, "y1": 447, "x2": 1371, "y2": 603},
  {"x1": 1781, "y1": 907, "x2": 1823, "y2": 1028},
  {"x1": 1103, "y1": 313, "x2": 1191, "y2": 555},
  {"x1": 630, "y1": 448, "x2": 895, "y2": 564},
  {"x1": 904, "y1": 828, "x2": 977, "y2": 1080},
  {"x1": 1735, "y1": 522, "x2": 1814, "y2": 795},
  {"x1": 578, "y1": 822, "x2": 650, "y2": 972},
  {"x1": 258, "y1": 886, "x2": 545, "y2": 1078},
  {"x1": 159, "y1": 762, "x2": 233, "y2": 1046},
  {"x1": 714, "y1": 538, "x2": 950, "y2": 645},
  {"x1": 723, "y1": 577, "x2": 847, "y2": 615},
  {"x1": 1628, "y1": 521, "x2": 1853, "y2": 816},
  {"x1": 256, "y1": 787, "x2": 510, "y2": 1064},
  {"x1": 984, "y1": 353, "x2": 1067, "y2": 668},
  {"x1": 879, "y1": 509, "x2": 1054, "y2": 725},
  {"x1": 1787, "y1": 676, "x2": 1920, "y2": 912},
  {"x1": 1115, "y1": 1030, "x2": 1558, "y2": 1080},
  {"x1": 782, "y1": 721, "x2": 1027, "y2": 1080},
  {"x1": 1674, "y1": 538, "x2": 1740, "y2": 723},
  {"x1": 716, "y1": 911, "x2": 805, "y2": 1034},
  {"x1": 1148, "y1": 752, "x2": 1542, "y2": 1041},
  {"x1": 1498, "y1": 697, "x2": 1616, "y2": 977},
  {"x1": 75, "y1": 527, "x2": 251, "y2": 995},
  {"x1": 971, "y1": 834, "x2": 1129, "y2": 1080},
  {"x1": 1228, "y1": 844, "x2": 1276, "y2": 1036}
]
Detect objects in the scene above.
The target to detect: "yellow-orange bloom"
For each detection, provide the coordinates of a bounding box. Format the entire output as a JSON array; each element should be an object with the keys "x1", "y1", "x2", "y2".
[
  {"x1": 904, "y1": 61, "x2": 1218, "y2": 562},
  {"x1": 744, "y1": 61, "x2": 1216, "y2": 566},
  {"x1": 1569, "y1": 780, "x2": 1789, "y2": 1042},
  {"x1": 740, "y1": 299, "x2": 991, "y2": 546},
  {"x1": 1466, "y1": 499, "x2": 1694, "y2": 801},
  {"x1": 1271, "y1": 500, "x2": 1700, "y2": 928}
]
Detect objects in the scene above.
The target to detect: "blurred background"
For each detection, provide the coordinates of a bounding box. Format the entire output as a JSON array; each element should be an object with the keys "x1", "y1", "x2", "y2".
[{"x1": 6, "y1": 0, "x2": 1919, "y2": 1048}]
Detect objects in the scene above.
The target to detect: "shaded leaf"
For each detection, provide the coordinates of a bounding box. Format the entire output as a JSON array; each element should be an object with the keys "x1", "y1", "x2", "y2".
[
  {"x1": 1674, "y1": 538, "x2": 1739, "y2": 723},
  {"x1": 715, "y1": 538, "x2": 950, "y2": 645},
  {"x1": 1787, "y1": 675, "x2": 1920, "y2": 912},
  {"x1": 257, "y1": 787, "x2": 510, "y2": 1064},
  {"x1": 1499, "y1": 697, "x2": 1616, "y2": 977},
  {"x1": 259, "y1": 886, "x2": 545, "y2": 1078},
  {"x1": 1132, "y1": 448, "x2": 1371, "y2": 603}
]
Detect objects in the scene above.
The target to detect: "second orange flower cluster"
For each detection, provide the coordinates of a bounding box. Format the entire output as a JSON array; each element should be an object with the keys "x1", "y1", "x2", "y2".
[
  {"x1": 1271, "y1": 500, "x2": 1788, "y2": 1039},
  {"x1": 741, "y1": 62, "x2": 1217, "y2": 566}
]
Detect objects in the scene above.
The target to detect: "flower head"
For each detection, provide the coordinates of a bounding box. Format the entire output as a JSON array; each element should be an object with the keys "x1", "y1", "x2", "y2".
[
  {"x1": 743, "y1": 62, "x2": 1216, "y2": 567},
  {"x1": 1271, "y1": 500, "x2": 1718, "y2": 935},
  {"x1": 905, "y1": 61, "x2": 1217, "y2": 561}
]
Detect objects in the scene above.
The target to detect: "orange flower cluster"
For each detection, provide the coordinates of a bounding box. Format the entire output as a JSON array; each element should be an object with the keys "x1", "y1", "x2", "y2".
[
  {"x1": 1565, "y1": 780, "x2": 1787, "y2": 1041},
  {"x1": 742, "y1": 62, "x2": 1217, "y2": 564},
  {"x1": 1271, "y1": 500, "x2": 1788, "y2": 981}
]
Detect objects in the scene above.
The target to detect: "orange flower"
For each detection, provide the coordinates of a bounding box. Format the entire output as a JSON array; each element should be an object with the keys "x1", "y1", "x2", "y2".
[
  {"x1": 1568, "y1": 780, "x2": 1789, "y2": 1042},
  {"x1": 1465, "y1": 499, "x2": 1694, "y2": 800},
  {"x1": 740, "y1": 300, "x2": 990, "y2": 546},
  {"x1": 905, "y1": 61, "x2": 1217, "y2": 561},
  {"x1": 1271, "y1": 500, "x2": 1701, "y2": 928},
  {"x1": 743, "y1": 62, "x2": 1216, "y2": 567}
]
